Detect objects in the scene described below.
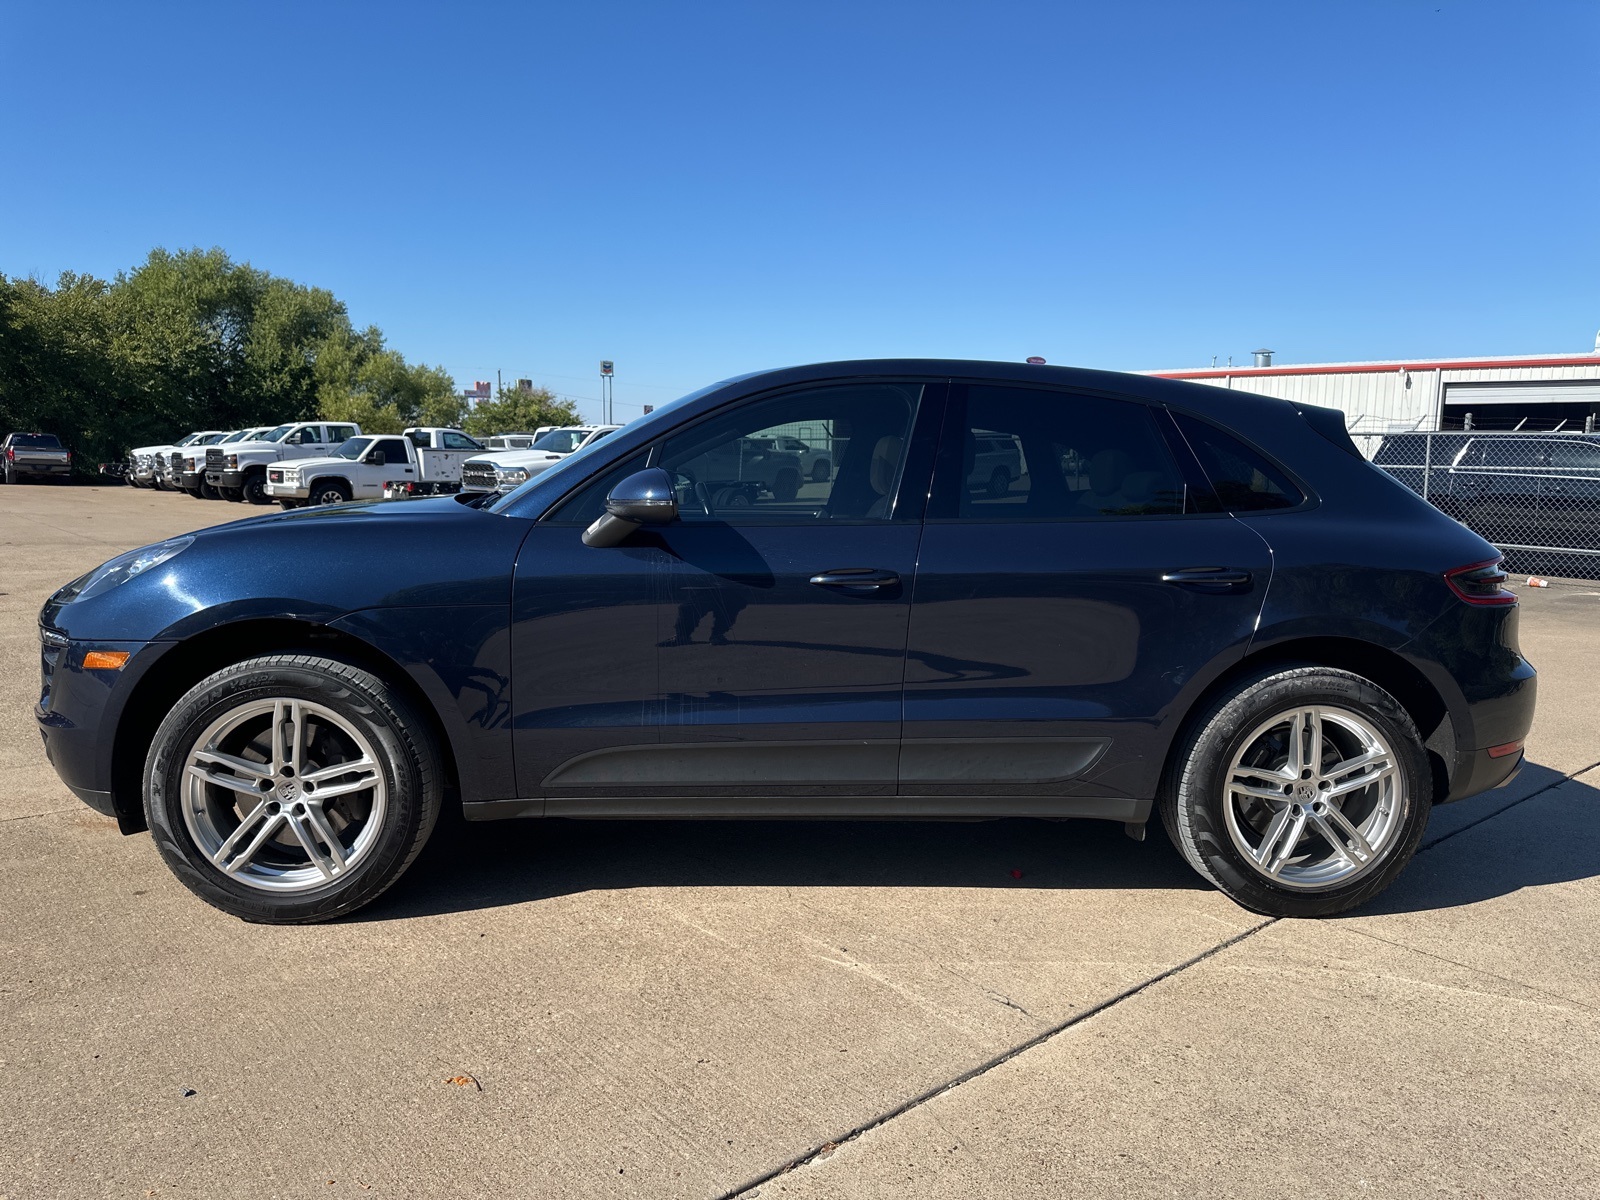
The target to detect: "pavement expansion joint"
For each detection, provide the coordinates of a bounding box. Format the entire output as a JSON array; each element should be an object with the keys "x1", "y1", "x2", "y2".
[
  {"x1": 719, "y1": 757, "x2": 1600, "y2": 1198},
  {"x1": 713, "y1": 918, "x2": 1276, "y2": 1200}
]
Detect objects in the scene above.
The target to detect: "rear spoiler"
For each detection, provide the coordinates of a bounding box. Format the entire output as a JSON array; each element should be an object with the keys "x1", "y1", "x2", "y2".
[{"x1": 1291, "y1": 402, "x2": 1362, "y2": 458}]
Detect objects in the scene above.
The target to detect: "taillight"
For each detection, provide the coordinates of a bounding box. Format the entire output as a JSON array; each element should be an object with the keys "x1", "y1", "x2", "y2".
[{"x1": 1445, "y1": 558, "x2": 1517, "y2": 607}]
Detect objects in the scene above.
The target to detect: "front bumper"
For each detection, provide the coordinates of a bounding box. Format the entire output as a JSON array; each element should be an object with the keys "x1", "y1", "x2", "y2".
[
  {"x1": 36, "y1": 626, "x2": 168, "y2": 832},
  {"x1": 206, "y1": 468, "x2": 251, "y2": 489},
  {"x1": 266, "y1": 481, "x2": 311, "y2": 499},
  {"x1": 179, "y1": 470, "x2": 205, "y2": 489}
]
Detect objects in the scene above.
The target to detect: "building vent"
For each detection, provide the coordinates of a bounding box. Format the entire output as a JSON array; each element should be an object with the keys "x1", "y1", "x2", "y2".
[{"x1": 1252, "y1": 348, "x2": 1274, "y2": 368}]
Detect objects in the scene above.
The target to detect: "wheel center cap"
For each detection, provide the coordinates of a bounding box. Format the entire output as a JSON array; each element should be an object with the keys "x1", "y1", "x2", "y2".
[
  {"x1": 277, "y1": 780, "x2": 301, "y2": 802},
  {"x1": 1295, "y1": 783, "x2": 1315, "y2": 801}
]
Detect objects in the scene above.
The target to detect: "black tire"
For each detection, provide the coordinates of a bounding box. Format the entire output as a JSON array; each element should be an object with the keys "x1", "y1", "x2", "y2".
[
  {"x1": 309, "y1": 479, "x2": 351, "y2": 506},
  {"x1": 144, "y1": 654, "x2": 443, "y2": 923},
  {"x1": 772, "y1": 468, "x2": 800, "y2": 503},
  {"x1": 220, "y1": 486, "x2": 244, "y2": 502},
  {"x1": 0, "y1": 462, "x2": 10, "y2": 484},
  {"x1": 810, "y1": 459, "x2": 831, "y2": 483},
  {"x1": 1159, "y1": 666, "x2": 1430, "y2": 918},
  {"x1": 278, "y1": 500, "x2": 302, "y2": 510},
  {"x1": 198, "y1": 478, "x2": 222, "y2": 500},
  {"x1": 242, "y1": 471, "x2": 270, "y2": 505}
]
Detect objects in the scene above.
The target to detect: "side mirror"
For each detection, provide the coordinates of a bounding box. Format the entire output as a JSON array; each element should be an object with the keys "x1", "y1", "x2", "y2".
[
  {"x1": 370, "y1": 450, "x2": 387, "y2": 466},
  {"x1": 583, "y1": 467, "x2": 677, "y2": 547}
]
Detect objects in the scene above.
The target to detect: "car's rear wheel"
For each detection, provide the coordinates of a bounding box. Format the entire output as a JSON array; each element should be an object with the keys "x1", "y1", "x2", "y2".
[
  {"x1": 144, "y1": 654, "x2": 442, "y2": 923},
  {"x1": 810, "y1": 459, "x2": 831, "y2": 483},
  {"x1": 1160, "y1": 666, "x2": 1429, "y2": 917}
]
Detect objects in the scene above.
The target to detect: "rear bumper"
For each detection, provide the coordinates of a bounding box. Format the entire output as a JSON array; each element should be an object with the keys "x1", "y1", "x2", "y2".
[
  {"x1": 1441, "y1": 655, "x2": 1537, "y2": 803},
  {"x1": 14, "y1": 462, "x2": 72, "y2": 475}
]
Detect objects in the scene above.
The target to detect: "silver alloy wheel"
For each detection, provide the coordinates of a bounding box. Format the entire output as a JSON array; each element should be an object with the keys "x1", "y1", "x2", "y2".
[
  {"x1": 180, "y1": 698, "x2": 388, "y2": 893},
  {"x1": 1222, "y1": 705, "x2": 1405, "y2": 891}
]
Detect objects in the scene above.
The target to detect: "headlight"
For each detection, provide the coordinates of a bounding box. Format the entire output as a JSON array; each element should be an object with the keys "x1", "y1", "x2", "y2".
[
  {"x1": 226, "y1": 454, "x2": 239, "y2": 468},
  {"x1": 73, "y1": 537, "x2": 194, "y2": 602},
  {"x1": 495, "y1": 467, "x2": 530, "y2": 491}
]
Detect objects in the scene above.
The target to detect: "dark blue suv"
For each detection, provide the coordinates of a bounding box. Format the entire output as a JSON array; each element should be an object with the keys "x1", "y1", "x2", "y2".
[{"x1": 37, "y1": 361, "x2": 1536, "y2": 922}]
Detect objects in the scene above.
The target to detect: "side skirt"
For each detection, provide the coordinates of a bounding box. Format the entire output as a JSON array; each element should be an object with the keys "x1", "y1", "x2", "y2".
[{"x1": 463, "y1": 795, "x2": 1152, "y2": 823}]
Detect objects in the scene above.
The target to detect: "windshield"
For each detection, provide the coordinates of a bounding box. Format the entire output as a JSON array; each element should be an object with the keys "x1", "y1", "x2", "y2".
[
  {"x1": 242, "y1": 428, "x2": 274, "y2": 442},
  {"x1": 220, "y1": 429, "x2": 253, "y2": 443},
  {"x1": 530, "y1": 428, "x2": 589, "y2": 454},
  {"x1": 262, "y1": 424, "x2": 294, "y2": 442},
  {"x1": 12, "y1": 433, "x2": 62, "y2": 448},
  {"x1": 333, "y1": 437, "x2": 374, "y2": 460},
  {"x1": 197, "y1": 433, "x2": 226, "y2": 445},
  {"x1": 174, "y1": 434, "x2": 198, "y2": 448}
]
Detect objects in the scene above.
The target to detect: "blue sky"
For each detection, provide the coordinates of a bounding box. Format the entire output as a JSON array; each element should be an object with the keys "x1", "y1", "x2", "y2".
[{"x1": 4, "y1": 1, "x2": 1597, "y2": 422}]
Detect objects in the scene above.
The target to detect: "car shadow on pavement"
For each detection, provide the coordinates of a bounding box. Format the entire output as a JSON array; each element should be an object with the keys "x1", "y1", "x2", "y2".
[
  {"x1": 361, "y1": 811, "x2": 1210, "y2": 922},
  {"x1": 1341, "y1": 760, "x2": 1600, "y2": 917},
  {"x1": 359, "y1": 762, "x2": 1600, "y2": 923}
]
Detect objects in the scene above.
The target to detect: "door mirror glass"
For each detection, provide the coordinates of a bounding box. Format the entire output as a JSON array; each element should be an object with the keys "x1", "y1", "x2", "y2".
[{"x1": 584, "y1": 467, "x2": 678, "y2": 547}]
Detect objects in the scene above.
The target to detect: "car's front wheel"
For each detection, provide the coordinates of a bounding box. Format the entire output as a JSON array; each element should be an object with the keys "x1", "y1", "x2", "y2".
[
  {"x1": 144, "y1": 654, "x2": 442, "y2": 923},
  {"x1": 1161, "y1": 666, "x2": 1429, "y2": 917}
]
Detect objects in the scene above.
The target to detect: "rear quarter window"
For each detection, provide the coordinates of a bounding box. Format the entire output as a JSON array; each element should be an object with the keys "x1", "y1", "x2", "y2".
[{"x1": 1171, "y1": 411, "x2": 1303, "y2": 512}]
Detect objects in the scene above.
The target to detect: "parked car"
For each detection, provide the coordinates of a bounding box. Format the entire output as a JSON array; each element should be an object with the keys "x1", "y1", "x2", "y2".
[
  {"x1": 174, "y1": 428, "x2": 274, "y2": 498},
  {"x1": 266, "y1": 427, "x2": 485, "y2": 507},
  {"x1": 1373, "y1": 431, "x2": 1600, "y2": 575},
  {"x1": 460, "y1": 425, "x2": 622, "y2": 494},
  {"x1": 37, "y1": 360, "x2": 1535, "y2": 924},
  {"x1": 128, "y1": 431, "x2": 223, "y2": 490},
  {"x1": 205, "y1": 421, "x2": 361, "y2": 505},
  {"x1": 968, "y1": 429, "x2": 1027, "y2": 499},
  {"x1": 2, "y1": 432, "x2": 73, "y2": 483}
]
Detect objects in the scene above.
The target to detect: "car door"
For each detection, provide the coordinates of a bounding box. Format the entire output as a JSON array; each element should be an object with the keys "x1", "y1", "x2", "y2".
[
  {"x1": 510, "y1": 379, "x2": 942, "y2": 812},
  {"x1": 900, "y1": 382, "x2": 1274, "y2": 810}
]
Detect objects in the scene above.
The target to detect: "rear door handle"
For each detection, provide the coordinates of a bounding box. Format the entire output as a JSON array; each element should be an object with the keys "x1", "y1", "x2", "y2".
[
  {"x1": 1161, "y1": 566, "x2": 1253, "y2": 591},
  {"x1": 810, "y1": 568, "x2": 900, "y2": 592}
]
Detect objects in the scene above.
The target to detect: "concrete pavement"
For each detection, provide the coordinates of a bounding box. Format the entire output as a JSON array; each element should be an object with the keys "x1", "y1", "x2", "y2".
[{"x1": 1, "y1": 485, "x2": 1595, "y2": 1199}]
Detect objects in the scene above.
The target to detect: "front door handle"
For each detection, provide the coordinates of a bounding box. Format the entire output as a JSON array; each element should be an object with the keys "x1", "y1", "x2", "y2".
[
  {"x1": 1161, "y1": 566, "x2": 1253, "y2": 591},
  {"x1": 810, "y1": 568, "x2": 900, "y2": 593}
]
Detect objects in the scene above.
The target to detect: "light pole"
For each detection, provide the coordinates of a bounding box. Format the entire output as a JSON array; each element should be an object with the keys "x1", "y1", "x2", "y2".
[{"x1": 600, "y1": 360, "x2": 614, "y2": 424}]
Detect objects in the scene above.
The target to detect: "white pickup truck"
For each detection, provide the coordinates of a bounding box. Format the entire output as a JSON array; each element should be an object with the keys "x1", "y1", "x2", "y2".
[
  {"x1": 204, "y1": 420, "x2": 362, "y2": 504},
  {"x1": 266, "y1": 427, "x2": 486, "y2": 507},
  {"x1": 459, "y1": 424, "x2": 623, "y2": 494},
  {"x1": 128, "y1": 430, "x2": 224, "y2": 489}
]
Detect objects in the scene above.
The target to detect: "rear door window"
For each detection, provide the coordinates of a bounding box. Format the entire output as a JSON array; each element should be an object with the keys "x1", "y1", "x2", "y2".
[{"x1": 931, "y1": 384, "x2": 1190, "y2": 519}]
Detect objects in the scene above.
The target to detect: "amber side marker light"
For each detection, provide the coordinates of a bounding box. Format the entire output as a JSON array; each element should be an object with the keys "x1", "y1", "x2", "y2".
[
  {"x1": 82, "y1": 650, "x2": 130, "y2": 670},
  {"x1": 1444, "y1": 558, "x2": 1518, "y2": 607},
  {"x1": 1487, "y1": 740, "x2": 1525, "y2": 759}
]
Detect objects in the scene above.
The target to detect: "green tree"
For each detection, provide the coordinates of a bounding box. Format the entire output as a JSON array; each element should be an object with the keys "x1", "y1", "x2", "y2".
[
  {"x1": 316, "y1": 326, "x2": 463, "y2": 433},
  {"x1": 0, "y1": 247, "x2": 457, "y2": 473},
  {"x1": 460, "y1": 384, "x2": 581, "y2": 438}
]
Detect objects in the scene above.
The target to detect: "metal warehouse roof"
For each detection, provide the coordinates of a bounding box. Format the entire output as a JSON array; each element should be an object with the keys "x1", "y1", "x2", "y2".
[{"x1": 1148, "y1": 352, "x2": 1600, "y2": 380}]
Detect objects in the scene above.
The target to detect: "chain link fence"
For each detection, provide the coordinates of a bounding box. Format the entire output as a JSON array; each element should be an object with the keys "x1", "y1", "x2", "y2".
[{"x1": 1350, "y1": 430, "x2": 1600, "y2": 580}]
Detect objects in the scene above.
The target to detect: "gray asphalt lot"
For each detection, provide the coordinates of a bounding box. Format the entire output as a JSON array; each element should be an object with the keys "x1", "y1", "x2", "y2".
[{"x1": 2, "y1": 485, "x2": 1596, "y2": 1199}]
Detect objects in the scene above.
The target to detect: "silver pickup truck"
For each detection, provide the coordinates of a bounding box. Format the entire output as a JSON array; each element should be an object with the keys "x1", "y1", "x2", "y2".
[{"x1": 2, "y1": 432, "x2": 73, "y2": 484}]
